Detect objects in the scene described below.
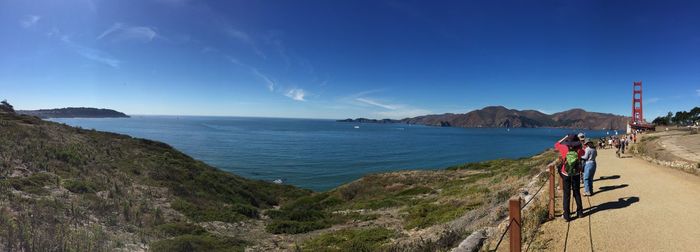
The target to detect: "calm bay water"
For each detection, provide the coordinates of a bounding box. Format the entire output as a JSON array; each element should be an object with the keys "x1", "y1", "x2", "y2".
[{"x1": 51, "y1": 116, "x2": 610, "y2": 191}]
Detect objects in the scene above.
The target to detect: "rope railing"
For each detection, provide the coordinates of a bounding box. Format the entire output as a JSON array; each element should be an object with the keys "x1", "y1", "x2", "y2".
[
  {"x1": 492, "y1": 217, "x2": 517, "y2": 251},
  {"x1": 490, "y1": 162, "x2": 556, "y2": 252}
]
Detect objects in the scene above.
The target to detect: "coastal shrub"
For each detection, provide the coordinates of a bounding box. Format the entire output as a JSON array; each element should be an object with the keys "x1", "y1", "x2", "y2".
[
  {"x1": 150, "y1": 234, "x2": 246, "y2": 252},
  {"x1": 170, "y1": 198, "x2": 252, "y2": 222},
  {"x1": 155, "y1": 222, "x2": 206, "y2": 237},
  {"x1": 63, "y1": 179, "x2": 98, "y2": 194},
  {"x1": 266, "y1": 219, "x2": 330, "y2": 234},
  {"x1": 339, "y1": 182, "x2": 363, "y2": 200},
  {"x1": 266, "y1": 193, "x2": 344, "y2": 234},
  {"x1": 396, "y1": 186, "x2": 434, "y2": 196},
  {"x1": 403, "y1": 202, "x2": 473, "y2": 229},
  {"x1": 340, "y1": 212, "x2": 380, "y2": 222},
  {"x1": 350, "y1": 198, "x2": 403, "y2": 210},
  {"x1": 55, "y1": 148, "x2": 83, "y2": 165},
  {"x1": 386, "y1": 228, "x2": 468, "y2": 252},
  {"x1": 446, "y1": 162, "x2": 490, "y2": 170},
  {"x1": 302, "y1": 227, "x2": 395, "y2": 252},
  {"x1": 8, "y1": 172, "x2": 54, "y2": 195}
]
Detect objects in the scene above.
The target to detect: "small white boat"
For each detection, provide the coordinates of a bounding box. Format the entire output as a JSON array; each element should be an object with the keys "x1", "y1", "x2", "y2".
[
  {"x1": 273, "y1": 179, "x2": 283, "y2": 184},
  {"x1": 353, "y1": 125, "x2": 360, "y2": 129}
]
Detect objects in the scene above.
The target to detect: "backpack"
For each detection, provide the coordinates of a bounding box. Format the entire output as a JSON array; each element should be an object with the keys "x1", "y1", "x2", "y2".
[{"x1": 564, "y1": 150, "x2": 579, "y2": 175}]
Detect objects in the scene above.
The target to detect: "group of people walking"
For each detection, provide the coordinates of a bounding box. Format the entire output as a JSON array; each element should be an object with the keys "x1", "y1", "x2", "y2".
[
  {"x1": 597, "y1": 133, "x2": 636, "y2": 158},
  {"x1": 554, "y1": 133, "x2": 598, "y2": 222}
]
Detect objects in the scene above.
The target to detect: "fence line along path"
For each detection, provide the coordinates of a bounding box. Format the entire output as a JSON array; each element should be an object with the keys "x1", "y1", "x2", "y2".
[{"x1": 530, "y1": 146, "x2": 700, "y2": 251}]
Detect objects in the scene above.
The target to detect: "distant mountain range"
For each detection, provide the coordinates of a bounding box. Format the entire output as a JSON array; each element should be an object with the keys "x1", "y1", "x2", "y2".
[
  {"x1": 18, "y1": 107, "x2": 129, "y2": 118},
  {"x1": 338, "y1": 106, "x2": 629, "y2": 130}
]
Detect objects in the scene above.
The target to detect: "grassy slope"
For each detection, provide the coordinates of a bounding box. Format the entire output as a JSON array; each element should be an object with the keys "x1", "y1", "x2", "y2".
[
  {"x1": 0, "y1": 111, "x2": 309, "y2": 251},
  {"x1": 269, "y1": 150, "x2": 557, "y2": 251}
]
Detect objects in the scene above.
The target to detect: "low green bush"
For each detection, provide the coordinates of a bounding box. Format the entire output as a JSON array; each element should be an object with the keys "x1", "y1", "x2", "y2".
[
  {"x1": 170, "y1": 198, "x2": 251, "y2": 223},
  {"x1": 396, "y1": 186, "x2": 434, "y2": 196},
  {"x1": 266, "y1": 219, "x2": 331, "y2": 234},
  {"x1": 265, "y1": 193, "x2": 344, "y2": 234},
  {"x1": 63, "y1": 179, "x2": 98, "y2": 194},
  {"x1": 155, "y1": 222, "x2": 206, "y2": 237},
  {"x1": 302, "y1": 227, "x2": 395, "y2": 252},
  {"x1": 150, "y1": 234, "x2": 246, "y2": 252},
  {"x1": 8, "y1": 173, "x2": 54, "y2": 195},
  {"x1": 403, "y1": 202, "x2": 472, "y2": 229}
]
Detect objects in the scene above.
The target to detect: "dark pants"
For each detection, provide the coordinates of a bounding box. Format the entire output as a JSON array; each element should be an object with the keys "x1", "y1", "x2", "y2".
[{"x1": 560, "y1": 173, "x2": 583, "y2": 217}]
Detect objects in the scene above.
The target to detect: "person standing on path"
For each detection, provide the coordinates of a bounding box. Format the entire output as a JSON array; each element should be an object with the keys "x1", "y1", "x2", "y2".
[
  {"x1": 581, "y1": 139, "x2": 597, "y2": 196},
  {"x1": 555, "y1": 134, "x2": 585, "y2": 221},
  {"x1": 619, "y1": 136, "x2": 626, "y2": 154}
]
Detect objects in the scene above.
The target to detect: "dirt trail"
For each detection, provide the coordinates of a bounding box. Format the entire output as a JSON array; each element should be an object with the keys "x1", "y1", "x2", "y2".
[{"x1": 530, "y1": 145, "x2": 700, "y2": 251}]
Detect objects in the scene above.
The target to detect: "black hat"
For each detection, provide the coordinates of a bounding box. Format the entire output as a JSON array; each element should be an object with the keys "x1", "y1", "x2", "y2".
[{"x1": 563, "y1": 140, "x2": 582, "y2": 149}]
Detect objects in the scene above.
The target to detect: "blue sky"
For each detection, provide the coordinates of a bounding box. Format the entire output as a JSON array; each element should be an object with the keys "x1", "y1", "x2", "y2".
[{"x1": 1, "y1": 0, "x2": 699, "y2": 119}]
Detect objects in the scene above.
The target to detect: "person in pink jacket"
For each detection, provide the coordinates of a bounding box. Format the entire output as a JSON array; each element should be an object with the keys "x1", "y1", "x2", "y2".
[{"x1": 554, "y1": 133, "x2": 585, "y2": 221}]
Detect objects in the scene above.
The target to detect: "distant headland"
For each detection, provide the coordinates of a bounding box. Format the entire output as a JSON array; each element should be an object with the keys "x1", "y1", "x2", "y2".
[
  {"x1": 18, "y1": 107, "x2": 130, "y2": 119},
  {"x1": 338, "y1": 106, "x2": 629, "y2": 130}
]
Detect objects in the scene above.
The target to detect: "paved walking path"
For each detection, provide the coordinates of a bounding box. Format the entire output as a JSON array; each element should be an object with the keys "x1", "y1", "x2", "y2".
[{"x1": 530, "y1": 146, "x2": 700, "y2": 251}]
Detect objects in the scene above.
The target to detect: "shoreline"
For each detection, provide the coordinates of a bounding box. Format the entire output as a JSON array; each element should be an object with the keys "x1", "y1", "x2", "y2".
[{"x1": 48, "y1": 116, "x2": 600, "y2": 192}]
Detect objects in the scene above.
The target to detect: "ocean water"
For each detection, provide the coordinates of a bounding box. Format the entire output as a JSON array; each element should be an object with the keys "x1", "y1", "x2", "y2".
[{"x1": 51, "y1": 116, "x2": 610, "y2": 191}]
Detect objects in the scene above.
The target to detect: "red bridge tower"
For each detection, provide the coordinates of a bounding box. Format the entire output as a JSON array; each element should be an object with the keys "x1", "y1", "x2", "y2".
[
  {"x1": 629, "y1": 81, "x2": 655, "y2": 131},
  {"x1": 632, "y1": 81, "x2": 643, "y2": 123}
]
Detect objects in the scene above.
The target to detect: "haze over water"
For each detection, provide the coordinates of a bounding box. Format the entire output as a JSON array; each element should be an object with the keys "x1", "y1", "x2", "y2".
[{"x1": 53, "y1": 116, "x2": 609, "y2": 191}]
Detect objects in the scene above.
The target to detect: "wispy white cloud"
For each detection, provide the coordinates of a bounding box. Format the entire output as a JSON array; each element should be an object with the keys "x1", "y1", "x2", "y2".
[
  {"x1": 285, "y1": 88, "x2": 306, "y2": 101},
  {"x1": 352, "y1": 95, "x2": 431, "y2": 119},
  {"x1": 227, "y1": 56, "x2": 275, "y2": 91},
  {"x1": 46, "y1": 27, "x2": 61, "y2": 38},
  {"x1": 226, "y1": 55, "x2": 314, "y2": 101},
  {"x1": 356, "y1": 97, "x2": 399, "y2": 110},
  {"x1": 225, "y1": 28, "x2": 252, "y2": 43},
  {"x1": 340, "y1": 89, "x2": 386, "y2": 101},
  {"x1": 20, "y1": 15, "x2": 40, "y2": 28},
  {"x1": 98, "y1": 23, "x2": 160, "y2": 43},
  {"x1": 225, "y1": 27, "x2": 266, "y2": 59},
  {"x1": 252, "y1": 68, "x2": 276, "y2": 91},
  {"x1": 338, "y1": 89, "x2": 432, "y2": 119},
  {"x1": 226, "y1": 56, "x2": 244, "y2": 66},
  {"x1": 61, "y1": 36, "x2": 120, "y2": 68},
  {"x1": 647, "y1": 97, "x2": 660, "y2": 103},
  {"x1": 696, "y1": 89, "x2": 700, "y2": 97}
]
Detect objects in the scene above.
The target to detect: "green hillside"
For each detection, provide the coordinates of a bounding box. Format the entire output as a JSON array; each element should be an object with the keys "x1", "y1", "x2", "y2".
[{"x1": 0, "y1": 108, "x2": 309, "y2": 251}]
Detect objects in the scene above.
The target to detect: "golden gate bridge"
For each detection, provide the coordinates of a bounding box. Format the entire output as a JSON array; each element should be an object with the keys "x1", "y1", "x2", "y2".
[{"x1": 628, "y1": 81, "x2": 656, "y2": 132}]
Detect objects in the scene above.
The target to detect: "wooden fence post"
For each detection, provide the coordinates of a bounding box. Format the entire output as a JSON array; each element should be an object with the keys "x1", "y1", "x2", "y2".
[
  {"x1": 509, "y1": 197, "x2": 522, "y2": 252},
  {"x1": 548, "y1": 164, "x2": 555, "y2": 220}
]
